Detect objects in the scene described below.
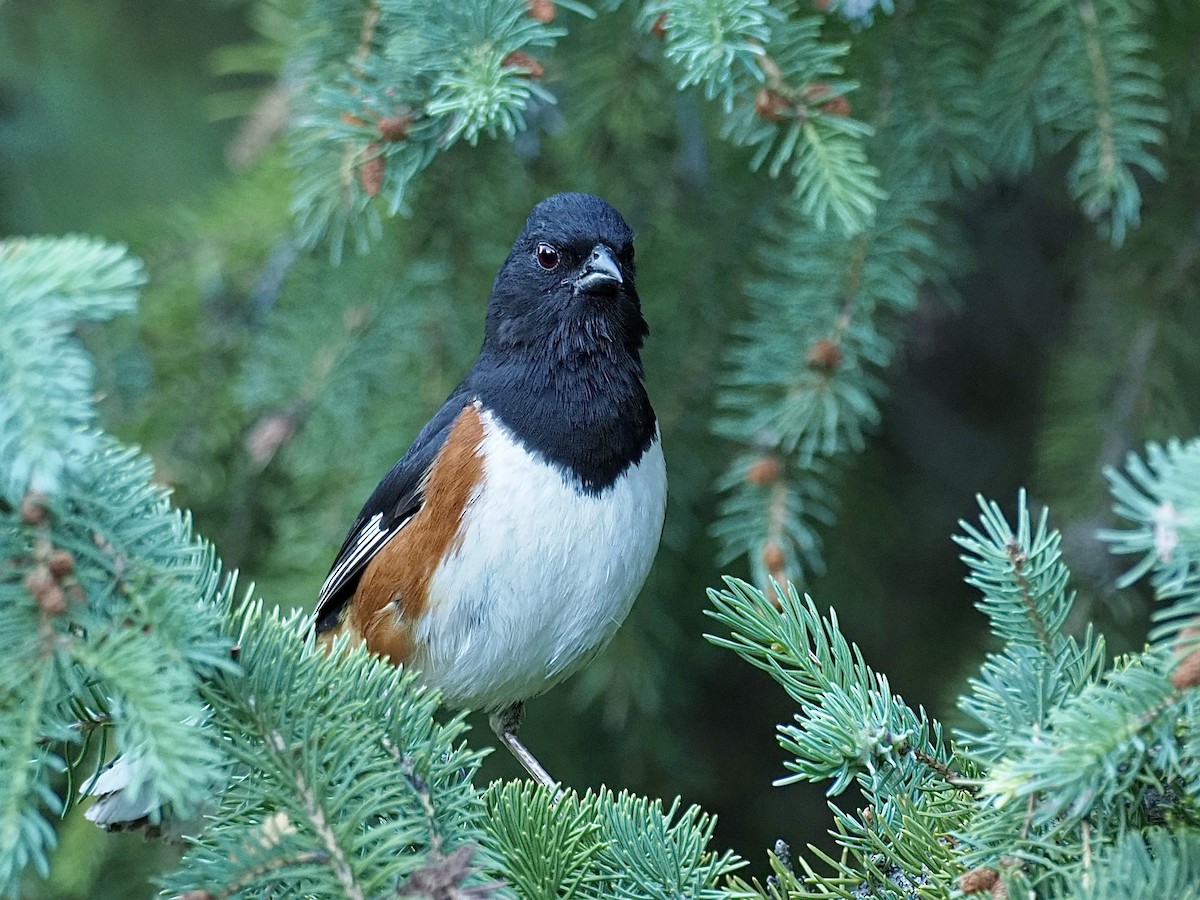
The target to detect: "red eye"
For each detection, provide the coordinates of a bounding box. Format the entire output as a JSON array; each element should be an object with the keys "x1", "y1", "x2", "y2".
[{"x1": 535, "y1": 242, "x2": 559, "y2": 270}]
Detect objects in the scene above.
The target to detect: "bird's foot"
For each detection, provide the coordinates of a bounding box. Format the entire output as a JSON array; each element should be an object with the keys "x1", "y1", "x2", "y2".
[{"x1": 488, "y1": 702, "x2": 559, "y2": 793}]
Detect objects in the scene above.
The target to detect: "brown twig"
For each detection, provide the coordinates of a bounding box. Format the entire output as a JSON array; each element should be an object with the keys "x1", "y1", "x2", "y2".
[
  {"x1": 213, "y1": 850, "x2": 331, "y2": 900},
  {"x1": 911, "y1": 748, "x2": 978, "y2": 795},
  {"x1": 1004, "y1": 537, "x2": 1053, "y2": 651},
  {"x1": 291, "y1": 763, "x2": 364, "y2": 900}
]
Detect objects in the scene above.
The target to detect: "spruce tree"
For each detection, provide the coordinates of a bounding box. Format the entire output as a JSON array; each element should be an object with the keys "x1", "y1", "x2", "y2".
[{"x1": 2, "y1": 0, "x2": 1199, "y2": 896}]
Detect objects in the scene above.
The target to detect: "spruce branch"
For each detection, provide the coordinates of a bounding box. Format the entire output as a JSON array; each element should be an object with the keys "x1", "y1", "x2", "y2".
[
  {"x1": 482, "y1": 782, "x2": 746, "y2": 899},
  {"x1": 710, "y1": 579, "x2": 973, "y2": 898},
  {"x1": 1100, "y1": 439, "x2": 1200, "y2": 661},
  {"x1": 712, "y1": 154, "x2": 940, "y2": 585},
  {"x1": 953, "y1": 491, "x2": 1073, "y2": 653},
  {"x1": 288, "y1": 0, "x2": 573, "y2": 258},
  {"x1": 712, "y1": 453, "x2": 837, "y2": 591},
  {"x1": 984, "y1": 0, "x2": 1167, "y2": 245},
  {"x1": 982, "y1": 658, "x2": 1180, "y2": 828},
  {"x1": 949, "y1": 474, "x2": 1200, "y2": 890},
  {"x1": 706, "y1": 579, "x2": 966, "y2": 799},
  {"x1": 589, "y1": 792, "x2": 744, "y2": 899},
  {"x1": 292, "y1": 766, "x2": 365, "y2": 900},
  {"x1": 1075, "y1": 0, "x2": 1118, "y2": 197},
  {"x1": 266, "y1": 0, "x2": 1164, "y2": 262},
  {"x1": 648, "y1": 0, "x2": 781, "y2": 113},
  {"x1": 0, "y1": 651, "x2": 64, "y2": 888},
  {"x1": 1066, "y1": 829, "x2": 1200, "y2": 900},
  {"x1": 164, "y1": 604, "x2": 494, "y2": 899},
  {"x1": 69, "y1": 624, "x2": 224, "y2": 817},
  {"x1": 1065, "y1": 0, "x2": 1167, "y2": 245},
  {"x1": 0, "y1": 237, "x2": 235, "y2": 892},
  {"x1": 823, "y1": 793, "x2": 963, "y2": 895},
  {"x1": 956, "y1": 633, "x2": 1108, "y2": 767},
  {"x1": 3, "y1": 449, "x2": 240, "y2": 834},
  {"x1": 1101, "y1": 438, "x2": 1200, "y2": 590},
  {"x1": 786, "y1": 118, "x2": 882, "y2": 234},
  {"x1": 483, "y1": 782, "x2": 606, "y2": 898},
  {"x1": 885, "y1": 0, "x2": 990, "y2": 193},
  {"x1": 649, "y1": 5, "x2": 882, "y2": 233},
  {"x1": 0, "y1": 237, "x2": 145, "y2": 500},
  {"x1": 202, "y1": 848, "x2": 334, "y2": 900},
  {"x1": 714, "y1": 470, "x2": 1200, "y2": 896}
]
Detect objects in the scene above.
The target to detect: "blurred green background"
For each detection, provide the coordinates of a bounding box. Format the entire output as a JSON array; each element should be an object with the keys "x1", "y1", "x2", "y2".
[{"x1": 4, "y1": 0, "x2": 1198, "y2": 896}]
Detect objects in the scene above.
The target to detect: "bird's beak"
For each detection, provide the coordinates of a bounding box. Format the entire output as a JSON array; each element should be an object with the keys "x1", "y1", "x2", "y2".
[{"x1": 574, "y1": 244, "x2": 624, "y2": 294}]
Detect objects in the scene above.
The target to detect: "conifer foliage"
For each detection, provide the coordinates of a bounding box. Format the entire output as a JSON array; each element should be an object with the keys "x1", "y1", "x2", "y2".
[
  {"x1": 0, "y1": 238, "x2": 235, "y2": 889},
  {"x1": 710, "y1": 478, "x2": 1200, "y2": 898},
  {"x1": 269, "y1": 0, "x2": 1172, "y2": 590},
  {"x1": 7, "y1": 236, "x2": 1200, "y2": 895},
  {"x1": 0, "y1": 237, "x2": 746, "y2": 898},
  {"x1": 3, "y1": 0, "x2": 1198, "y2": 896}
]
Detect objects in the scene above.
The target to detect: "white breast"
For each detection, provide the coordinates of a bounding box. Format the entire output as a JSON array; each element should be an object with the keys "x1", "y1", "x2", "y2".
[{"x1": 414, "y1": 410, "x2": 667, "y2": 712}]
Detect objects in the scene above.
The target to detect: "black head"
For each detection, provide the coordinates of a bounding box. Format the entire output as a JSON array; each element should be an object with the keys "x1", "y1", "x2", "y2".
[
  {"x1": 468, "y1": 194, "x2": 657, "y2": 491},
  {"x1": 483, "y1": 193, "x2": 645, "y2": 363}
]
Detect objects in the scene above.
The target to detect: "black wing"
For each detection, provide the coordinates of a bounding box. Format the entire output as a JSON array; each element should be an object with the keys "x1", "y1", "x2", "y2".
[{"x1": 315, "y1": 387, "x2": 473, "y2": 632}]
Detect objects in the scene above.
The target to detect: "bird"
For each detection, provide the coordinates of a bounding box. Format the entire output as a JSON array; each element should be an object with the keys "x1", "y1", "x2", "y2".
[{"x1": 314, "y1": 192, "x2": 667, "y2": 788}]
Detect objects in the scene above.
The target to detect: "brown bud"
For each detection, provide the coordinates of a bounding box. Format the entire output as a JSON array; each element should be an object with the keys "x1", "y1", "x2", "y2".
[
  {"x1": 378, "y1": 114, "x2": 413, "y2": 142},
  {"x1": 39, "y1": 583, "x2": 67, "y2": 615},
  {"x1": 47, "y1": 550, "x2": 75, "y2": 579},
  {"x1": 502, "y1": 51, "x2": 544, "y2": 79},
  {"x1": 803, "y1": 83, "x2": 851, "y2": 117},
  {"x1": 822, "y1": 95, "x2": 851, "y2": 117},
  {"x1": 358, "y1": 144, "x2": 384, "y2": 198},
  {"x1": 1172, "y1": 646, "x2": 1200, "y2": 690},
  {"x1": 24, "y1": 565, "x2": 54, "y2": 598},
  {"x1": 20, "y1": 492, "x2": 49, "y2": 526},
  {"x1": 806, "y1": 338, "x2": 843, "y2": 372},
  {"x1": 340, "y1": 112, "x2": 368, "y2": 128},
  {"x1": 1171, "y1": 625, "x2": 1200, "y2": 690},
  {"x1": 959, "y1": 867, "x2": 999, "y2": 895},
  {"x1": 762, "y1": 542, "x2": 786, "y2": 574},
  {"x1": 175, "y1": 892, "x2": 216, "y2": 900},
  {"x1": 25, "y1": 565, "x2": 66, "y2": 615},
  {"x1": 650, "y1": 12, "x2": 668, "y2": 38},
  {"x1": 754, "y1": 88, "x2": 793, "y2": 123},
  {"x1": 746, "y1": 455, "x2": 782, "y2": 486},
  {"x1": 527, "y1": 0, "x2": 556, "y2": 23},
  {"x1": 814, "y1": 0, "x2": 831, "y2": 9}
]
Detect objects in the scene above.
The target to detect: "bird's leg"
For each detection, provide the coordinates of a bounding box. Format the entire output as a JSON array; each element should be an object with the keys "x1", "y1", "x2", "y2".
[{"x1": 488, "y1": 702, "x2": 558, "y2": 791}]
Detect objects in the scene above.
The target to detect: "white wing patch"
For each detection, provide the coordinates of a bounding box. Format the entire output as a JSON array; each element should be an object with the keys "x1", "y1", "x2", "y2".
[{"x1": 317, "y1": 512, "x2": 392, "y2": 609}]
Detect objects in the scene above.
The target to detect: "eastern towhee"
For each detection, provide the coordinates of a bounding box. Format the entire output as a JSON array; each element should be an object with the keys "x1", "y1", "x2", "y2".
[{"x1": 315, "y1": 193, "x2": 666, "y2": 786}]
